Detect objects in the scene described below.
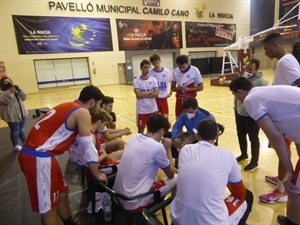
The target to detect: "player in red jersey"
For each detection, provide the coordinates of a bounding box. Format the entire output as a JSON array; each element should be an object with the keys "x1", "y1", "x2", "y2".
[{"x1": 18, "y1": 85, "x2": 107, "y2": 225}]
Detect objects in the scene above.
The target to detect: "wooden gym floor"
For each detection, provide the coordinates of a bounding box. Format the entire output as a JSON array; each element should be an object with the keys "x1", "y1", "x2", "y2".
[{"x1": 0, "y1": 69, "x2": 298, "y2": 225}]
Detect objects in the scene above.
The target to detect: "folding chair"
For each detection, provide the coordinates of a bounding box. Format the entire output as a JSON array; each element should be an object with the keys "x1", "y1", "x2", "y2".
[
  {"x1": 97, "y1": 179, "x2": 166, "y2": 225},
  {"x1": 85, "y1": 164, "x2": 118, "y2": 214},
  {"x1": 142, "y1": 197, "x2": 174, "y2": 225}
]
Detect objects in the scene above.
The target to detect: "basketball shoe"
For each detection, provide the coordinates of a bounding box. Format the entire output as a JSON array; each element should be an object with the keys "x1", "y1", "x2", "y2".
[
  {"x1": 259, "y1": 189, "x2": 287, "y2": 204},
  {"x1": 265, "y1": 175, "x2": 278, "y2": 185}
]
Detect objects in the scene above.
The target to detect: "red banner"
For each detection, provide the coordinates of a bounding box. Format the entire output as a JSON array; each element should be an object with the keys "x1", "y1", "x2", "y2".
[{"x1": 116, "y1": 19, "x2": 182, "y2": 50}]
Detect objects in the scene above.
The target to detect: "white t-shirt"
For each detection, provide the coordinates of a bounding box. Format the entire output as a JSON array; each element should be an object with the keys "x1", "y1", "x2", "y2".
[
  {"x1": 172, "y1": 65, "x2": 203, "y2": 99},
  {"x1": 273, "y1": 54, "x2": 300, "y2": 85},
  {"x1": 113, "y1": 134, "x2": 171, "y2": 210},
  {"x1": 244, "y1": 86, "x2": 300, "y2": 144},
  {"x1": 170, "y1": 141, "x2": 242, "y2": 225},
  {"x1": 149, "y1": 67, "x2": 172, "y2": 98},
  {"x1": 133, "y1": 76, "x2": 158, "y2": 114}
]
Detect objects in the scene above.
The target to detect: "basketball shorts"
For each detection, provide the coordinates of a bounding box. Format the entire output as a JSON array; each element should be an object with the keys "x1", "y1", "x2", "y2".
[
  {"x1": 175, "y1": 98, "x2": 184, "y2": 118},
  {"x1": 225, "y1": 195, "x2": 247, "y2": 225},
  {"x1": 137, "y1": 112, "x2": 156, "y2": 128},
  {"x1": 156, "y1": 98, "x2": 169, "y2": 117},
  {"x1": 18, "y1": 152, "x2": 68, "y2": 213}
]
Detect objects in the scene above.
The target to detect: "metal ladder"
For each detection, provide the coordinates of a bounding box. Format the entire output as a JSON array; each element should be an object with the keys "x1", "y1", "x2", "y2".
[{"x1": 221, "y1": 49, "x2": 238, "y2": 75}]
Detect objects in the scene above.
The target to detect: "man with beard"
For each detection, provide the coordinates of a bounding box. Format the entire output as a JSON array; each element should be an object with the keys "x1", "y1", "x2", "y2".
[{"x1": 18, "y1": 85, "x2": 107, "y2": 225}]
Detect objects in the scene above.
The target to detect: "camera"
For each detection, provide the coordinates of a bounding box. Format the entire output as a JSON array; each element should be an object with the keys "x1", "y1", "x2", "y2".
[
  {"x1": 5, "y1": 82, "x2": 13, "y2": 90},
  {"x1": 14, "y1": 85, "x2": 20, "y2": 91}
]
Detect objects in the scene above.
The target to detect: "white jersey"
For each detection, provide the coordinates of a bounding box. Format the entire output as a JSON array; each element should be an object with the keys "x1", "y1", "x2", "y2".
[
  {"x1": 273, "y1": 54, "x2": 300, "y2": 85},
  {"x1": 113, "y1": 134, "x2": 171, "y2": 210},
  {"x1": 149, "y1": 67, "x2": 172, "y2": 98},
  {"x1": 170, "y1": 141, "x2": 242, "y2": 225},
  {"x1": 172, "y1": 65, "x2": 203, "y2": 99},
  {"x1": 244, "y1": 86, "x2": 300, "y2": 144},
  {"x1": 133, "y1": 76, "x2": 158, "y2": 114}
]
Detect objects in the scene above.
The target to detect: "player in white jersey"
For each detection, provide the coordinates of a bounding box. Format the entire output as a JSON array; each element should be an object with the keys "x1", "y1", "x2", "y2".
[
  {"x1": 171, "y1": 55, "x2": 203, "y2": 119},
  {"x1": 171, "y1": 119, "x2": 253, "y2": 225},
  {"x1": 230, "y1": 77, "x2": 300, "y2": 225},
  {"x1": 133, "y1": 59, "x2": 159, "y2": 133},
  {"x1": 149, "y1": 54, "x2": 172, "y2": 118},
  {"x1": 260, "y1": 32, "x2": 300, "y2": 206},
  {"x1": 113, "y1": 114, "x2": 177, "y2": 212}
]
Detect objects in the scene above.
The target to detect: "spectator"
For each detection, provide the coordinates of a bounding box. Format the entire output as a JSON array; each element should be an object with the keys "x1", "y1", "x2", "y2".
[{"x1": 0, "y1": 76, "x2": 28, "y2": 151}]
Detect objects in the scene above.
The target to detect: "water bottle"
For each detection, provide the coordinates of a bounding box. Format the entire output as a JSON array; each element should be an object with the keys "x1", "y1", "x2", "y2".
[{"x1": 103, "y1": 193, "x2": 112, "y2": 221}]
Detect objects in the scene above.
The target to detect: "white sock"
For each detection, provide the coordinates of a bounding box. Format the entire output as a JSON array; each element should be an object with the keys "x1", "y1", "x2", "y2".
[{"x1": 277, "y1": 180, "x2": 285, "y2": 193}]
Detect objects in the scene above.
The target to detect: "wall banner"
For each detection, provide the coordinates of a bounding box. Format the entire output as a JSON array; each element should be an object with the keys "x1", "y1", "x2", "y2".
[
  {"x1": 185, "y1": 22, "x2": 236, "y2": 47},
  {"x1": 116, "y1": 19, "x2": 182, "y2": 50},
  {"x1": 12, "y1": 15, "x2": 113, "y2": 54}
]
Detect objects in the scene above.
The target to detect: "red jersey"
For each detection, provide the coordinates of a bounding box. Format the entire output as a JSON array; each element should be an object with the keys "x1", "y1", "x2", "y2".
[{"x1": 24, "y1": 100, "x2": 84, "y2": 155}]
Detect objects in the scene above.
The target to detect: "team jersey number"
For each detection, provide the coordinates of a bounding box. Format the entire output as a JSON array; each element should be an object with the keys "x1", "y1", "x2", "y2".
[
  {"x1": 225, "y1": 195, "x2": 240, "y2": 206},
  {"x1": 34, "y1": 109, "x2": 56, "y2": 130}
]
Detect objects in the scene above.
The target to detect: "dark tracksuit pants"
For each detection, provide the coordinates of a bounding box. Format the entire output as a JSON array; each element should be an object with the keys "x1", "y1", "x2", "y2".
[{"x1": 235, "y1": 112, "x2": 260, "y2": 164}]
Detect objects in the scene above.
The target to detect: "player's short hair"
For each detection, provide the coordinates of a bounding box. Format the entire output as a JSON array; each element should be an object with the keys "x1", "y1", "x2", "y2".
[
  {"x1": 78, "y1": 85, "x2": 104, "y2": 103},
  {"x1": 147, "y1": 114, "x2": 171, "y2": 133},
  {"x1": 248, "y1": 58, "x2": 260, "y2": 70},
  {"x1": 140, "y1": 59, "x2": 151, "y2": 68},
  {"x1": 229, "y1": 77, "x2": 254, "y2": 92},
  {"x1": 183, "y1": 97, "x2": 198, "y2": 110},
  {"x1": 197, "y1": 119, "x2": 218, "y2": 140},
  {"x1": 91, "y1": 109, "x2": 112, "y2": 124},
  {"x1": 101, "y1": 96, "x2": 114, "y2": 106},
  {"x1": 149, "y1": 54, "x2": 161, "y2": 62},
  {"x1": 176, "y1": 55, "x2": 188, "y2": 65},
  {"x1": 263, "y1": 32, "x2": 283, "y2": 44}
]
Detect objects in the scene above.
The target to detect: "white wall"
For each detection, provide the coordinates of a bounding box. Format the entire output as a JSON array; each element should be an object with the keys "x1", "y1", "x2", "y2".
[{"x1": 0, "y1": 0, "x2": 250, "y2": 93}]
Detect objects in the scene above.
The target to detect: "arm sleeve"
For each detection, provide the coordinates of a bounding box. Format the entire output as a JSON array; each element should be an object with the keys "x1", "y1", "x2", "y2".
[
  {"x1": 227, "y1": 154, "x2": 246, "y2": 200},
  {"x1": 194, "y1": 67, "x2": 203, "y2": 85},
  {"x1": 244, "y1": 96, "x2": 267, "y2": 122},
  {"x1": 17, "y1": 89, "x2": 27, "y2": 101},
  {"x1": 76, "y1": 135, "x2": 99, "y2": 164},
  {"x1": 227, "y1": 181, "x2": 246, "y2": 200},
  {"x1": 153, "y1": 144, "x2": 171, "y2": 169},
  {"x1": 152, "y1": 77, "x2": 158, "y2": 88}
]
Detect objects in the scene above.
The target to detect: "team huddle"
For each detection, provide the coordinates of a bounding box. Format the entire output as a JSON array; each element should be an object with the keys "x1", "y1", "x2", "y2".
[{"x1": 15, "y1": 32, "x2": 300, "y2": 225}]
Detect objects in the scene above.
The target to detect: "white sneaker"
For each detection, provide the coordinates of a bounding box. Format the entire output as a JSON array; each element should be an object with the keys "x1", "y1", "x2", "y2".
[{"x1": 14, "y1": 145, "x2": 22, "y2": 152}]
